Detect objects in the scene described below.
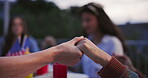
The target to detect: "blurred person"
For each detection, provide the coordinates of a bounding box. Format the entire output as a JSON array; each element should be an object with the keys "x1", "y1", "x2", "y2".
[
  {"x1": 0, "y1": 16, "x2": 39, "y2": 78},
  {"x1": 77, "y1": 38, "x2": 139, "y2": 78},
  {"x1": 75, "y1": 2, "x2": 128, "y2": 78},
  {"x1": 0, "y1": 37, "x2": 139, "y2": 78},
  {"x1": 0, "y1": 16, "x2": 39, "y2": 56},
  {"x1": 41, "y1": 36, "x2": 56, "y2": 49},
  {"x1": 114, "y1": 55, "x2": 144, "y2": 78},
  {"x1": 36, "y1": 36, "x2": 56, "y2": 76}
]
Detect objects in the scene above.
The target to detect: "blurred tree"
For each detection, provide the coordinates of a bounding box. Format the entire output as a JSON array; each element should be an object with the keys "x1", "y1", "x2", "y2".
[{"x1": 10, "y1": 0, "x2": 81, "y2": 38}]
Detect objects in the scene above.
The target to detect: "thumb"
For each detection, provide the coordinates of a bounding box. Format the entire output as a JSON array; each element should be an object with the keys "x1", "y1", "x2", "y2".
[{"x1": 70, "y1": 36, "x2": 84, "y2": 45}]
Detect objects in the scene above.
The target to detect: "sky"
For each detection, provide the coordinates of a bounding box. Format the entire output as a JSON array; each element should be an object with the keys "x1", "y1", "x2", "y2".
[
  {"x1": 46, "y1": 0, "x2": 148, "y2": 25},
  {"x1": 3, "y1": 0, "x2": 148, "y2": 24}
]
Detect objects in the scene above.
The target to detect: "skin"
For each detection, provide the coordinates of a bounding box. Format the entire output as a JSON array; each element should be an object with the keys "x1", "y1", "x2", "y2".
[
  {"x1": 0, "y1": 36, "x2": 84, "y2": 78},
  {"x1": 81, "y1": 12, "x2": 98, "y2": 34},
  {"x1": 81, "y1": 12, "x2": 104, "y2": 44},
  {"x1": 81, "y1": 12, "x2": 111, "y2": 66},
  {"x1": 77, "y1": 38, "x2": 112, "y2": 67},
  {"x1": 12, "y1": 17, "x2": 24, "y2": 36}
]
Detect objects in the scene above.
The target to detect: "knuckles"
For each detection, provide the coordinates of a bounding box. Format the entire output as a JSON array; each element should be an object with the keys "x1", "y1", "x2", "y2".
[
  {"x1": 82, "y1": 42, "x2": 88, "y2": 47},
  {"x1": 73, "y1": 37, "x2": 79, "y2": 41},
  {"x1": 80, "y1": 42, "x2": 89, "y2": 49}
]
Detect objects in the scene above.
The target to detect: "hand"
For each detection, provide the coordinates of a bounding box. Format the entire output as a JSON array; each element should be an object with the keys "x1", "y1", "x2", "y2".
[
  {"x1": 53, "y1": 36, "x2": 84, "y2": 66},
  {"x1": 77, "y1": 38, "x2": 111, "y2": 67}
]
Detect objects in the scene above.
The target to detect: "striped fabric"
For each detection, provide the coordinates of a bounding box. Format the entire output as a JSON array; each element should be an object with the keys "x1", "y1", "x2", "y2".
[
  {"x1": 6, "y1": 50, "x2": 26, "y2": 56},
  {"x1": 6, "y1": 35, "x2": 30, "y2": 56}
]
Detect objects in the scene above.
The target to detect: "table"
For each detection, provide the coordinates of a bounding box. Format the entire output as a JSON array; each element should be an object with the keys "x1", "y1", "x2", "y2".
[
  {"x1": 34, "y1": 64, "x2": 89, "y2": 78},
  {"x1": 34, "y1": 72, "x2": 89, "y2": 78}
]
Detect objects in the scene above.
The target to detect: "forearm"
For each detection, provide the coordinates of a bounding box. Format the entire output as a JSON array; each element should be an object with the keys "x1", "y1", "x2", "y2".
[
  {"x1": 0, "y1": 36, "x2": 83, "y2": 78},
  {"x1": 0, "y1": 46, "x2": 57, "y2": 78},
  {"x1": 77, "y1": 38, "x2": 139, "y2": 78}
]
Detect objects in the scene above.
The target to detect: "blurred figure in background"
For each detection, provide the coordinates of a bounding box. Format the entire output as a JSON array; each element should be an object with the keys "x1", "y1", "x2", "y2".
[
  {"x1": 73, "y1": 3, "x2": 128, "y2": 78},
  {"x1": 0, "y1": 16, "x2": 39, "y2": 78},
  {"x1": 36, "y1": 36, "x2": 57, "y2": 76},
  {"x1": 41, "y1": 36, "x2": 56, "y2": 50},
  {"x1": 0, "y1": 16, "x2": 39, "y2": 56},
  {"x1": 114, "y1": 55, "x2": 144, "y2": 78}
]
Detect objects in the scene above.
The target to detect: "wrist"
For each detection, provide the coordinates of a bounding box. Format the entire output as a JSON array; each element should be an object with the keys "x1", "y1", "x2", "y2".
[
  {"x1": 100, "y1": 54, "x2": 112, "y2": 67},
  {"x1": 50, "y1": 45, "x2": 63, "y2": 63},
  {"x1": 40, "y1": 46, "x2": 61, "y2": 64},
  {"x1": 94, "y1": 49, "x2": 112, "y2": 67}
]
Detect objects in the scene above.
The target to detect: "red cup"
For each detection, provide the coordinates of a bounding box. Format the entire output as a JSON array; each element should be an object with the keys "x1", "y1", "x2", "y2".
[
  {"x1": 37, "y1": 65, "x2": 48, "y2": 75},
  {"x1": 53, "y1": 63, "x2": 67, "y2": 78}
]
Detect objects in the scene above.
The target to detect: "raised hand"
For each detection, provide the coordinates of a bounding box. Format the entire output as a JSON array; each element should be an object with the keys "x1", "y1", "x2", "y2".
[{"x1": 77, "y1": 38, "x2": 111, "y2": 67}]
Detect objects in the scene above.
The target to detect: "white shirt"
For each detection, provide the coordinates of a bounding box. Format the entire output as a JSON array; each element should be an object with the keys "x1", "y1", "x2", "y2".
[{"x1": 82, "y1": 35, "x2": 124, "y2": 78}]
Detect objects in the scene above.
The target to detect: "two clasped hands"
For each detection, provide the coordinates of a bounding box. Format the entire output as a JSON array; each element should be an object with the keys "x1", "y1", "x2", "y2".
[
  {"x1": 53, "y1": 36, "x2": 111, "y2": 67},
  {"x1": 0, "y1": 36, "x2": 139, "y2": 78},
  {"x1": 0, "y1": 36, "x2": 115, "y2": 78}
]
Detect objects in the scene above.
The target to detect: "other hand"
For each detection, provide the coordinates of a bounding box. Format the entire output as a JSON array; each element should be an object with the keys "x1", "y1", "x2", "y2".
[{"x1": 77, "y1": 38, "x2": 111, "y2": 67}]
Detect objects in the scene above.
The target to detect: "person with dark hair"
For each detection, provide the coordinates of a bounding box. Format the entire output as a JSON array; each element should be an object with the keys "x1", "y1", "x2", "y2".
[
  {"x1": 41, "y1": 36, "x2": 57, "y2": 50},
  {"x1": 0, "y1": 16, "x2": 39, "y2": 56},
  {"x1": 114, "y1": 55, "x2": 144, "y2": 78},
  {"x1": 0, "y1": 16, "x2": 39, "y2": 78},
  {"x1": 77, "y1": 2, "x2": 128, "y2": 78},
  {"x1": 77, "y1": 38, "x2": 138, "y2": 78}
]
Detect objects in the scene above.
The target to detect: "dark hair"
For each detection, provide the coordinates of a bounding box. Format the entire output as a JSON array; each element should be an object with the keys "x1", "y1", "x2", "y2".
[
  {"x1": 79, "y1": 3, "x2": 128, "y2": 52},
  {"x1": 2, "y1": 16, "x2": 28, "y2": 56}
]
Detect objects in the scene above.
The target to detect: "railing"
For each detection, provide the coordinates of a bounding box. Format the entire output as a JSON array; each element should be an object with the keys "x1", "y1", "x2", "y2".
[{"x1": 126, "y1": 40, "x2": 148, "y2": 77}]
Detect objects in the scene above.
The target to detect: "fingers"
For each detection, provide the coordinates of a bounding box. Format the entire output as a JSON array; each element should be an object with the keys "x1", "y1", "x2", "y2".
[
  {"x1": 77, "y1": 38, "x2": 86, "y2": 45},
  {"x1": 76, "y1": 38, "x2": 90, "y2": 54},
  {"x1": 70, "y1": 36, "x2": 84, "y2": 45},
  {"x1": 75, "y1": 47, "x2": 83, "y2": 57}
]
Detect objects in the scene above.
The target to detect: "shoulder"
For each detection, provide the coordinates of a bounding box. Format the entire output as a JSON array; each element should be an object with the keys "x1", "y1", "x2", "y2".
[
  {"x1": 102, "y1": 35, "x2": 124, "y2": 55},
  {"x1": 27, "y1": 36, "x2": 40, "y2": 52},
  {"x1": 103, "y1": 35, "x2": 122, "y2": 45},
  {"x1": 27, "y1": 36, "x2": 39, "y2": 46},
  {"x1": 28, "y1": 36, "x2": 38, "y2": 43}
]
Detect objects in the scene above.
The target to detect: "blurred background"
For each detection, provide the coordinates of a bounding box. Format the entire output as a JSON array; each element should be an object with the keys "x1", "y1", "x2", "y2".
[{"x1": 0, "y1": 0, "x2": 148, "y2": 78}]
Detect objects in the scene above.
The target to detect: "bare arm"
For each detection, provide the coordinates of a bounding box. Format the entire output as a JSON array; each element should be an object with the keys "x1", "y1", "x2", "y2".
[
  {"x1": 77, "y1": 38, "x2": 139, "y2": 78},
  {"x1": 0, "y1": 47, "x2": 56, "y2": 78},
  {"x1": 77, "y1": 38, "x2": 111, "y2": 67},
  {"x1": 0, "y1": 37, "x2": 84, "y2": 78}
]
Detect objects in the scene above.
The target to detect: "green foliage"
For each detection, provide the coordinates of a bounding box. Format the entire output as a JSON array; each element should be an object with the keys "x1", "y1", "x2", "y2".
[{"x1": 10, "y1": 0, "x2": 82, "y2": 38}]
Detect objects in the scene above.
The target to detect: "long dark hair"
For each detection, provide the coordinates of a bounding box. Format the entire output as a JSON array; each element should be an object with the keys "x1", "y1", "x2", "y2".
[
  {"x1": 79, "y1": 3, "x2": 128, "y2": 52},
  {"x1": 2, "y1": 16, "x2": 28, "y2": 56}
]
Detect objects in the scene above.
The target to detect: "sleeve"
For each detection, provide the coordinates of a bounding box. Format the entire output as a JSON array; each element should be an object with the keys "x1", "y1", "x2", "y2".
[
  {"x1": 111, "y1": 37, "x2": 124, "y2": 55},
  {"x1": 29, "y1": 37, "x2": 40, "y2": 53},
  {"x1": 127, "y1": 70, "x2": 139, "y2": 78},
  {"x1": 98, "y1": 57, "x2": 139, "y2": 78}
]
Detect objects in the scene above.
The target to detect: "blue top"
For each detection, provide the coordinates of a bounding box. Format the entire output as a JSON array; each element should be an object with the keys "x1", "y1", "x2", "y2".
[{"x1": 0, "y1": 36, "x2": 40, "y2": 56}]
